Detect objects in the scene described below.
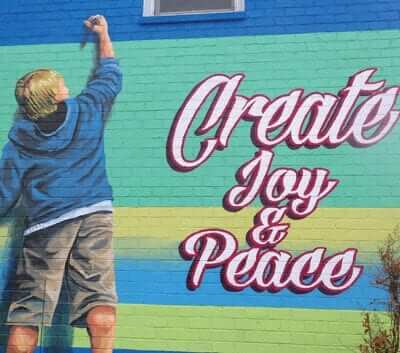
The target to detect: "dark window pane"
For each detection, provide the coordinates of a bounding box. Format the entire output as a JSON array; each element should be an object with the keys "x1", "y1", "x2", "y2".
[{"x1": 158, "y1": 0, "x2": 235, "y2": 14}]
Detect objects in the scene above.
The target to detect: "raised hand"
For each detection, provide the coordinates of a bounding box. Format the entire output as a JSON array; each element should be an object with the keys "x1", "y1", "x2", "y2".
[
  {"x1": 83, "y1": 15, "x2": 115, "y2": 58},
  {"x1": 84, "y1": 15, "x2": 109, "y2": 35}
]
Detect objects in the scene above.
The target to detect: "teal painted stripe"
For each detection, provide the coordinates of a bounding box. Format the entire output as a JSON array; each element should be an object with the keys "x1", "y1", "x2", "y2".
[{"x1": 0, "y1": 31, "x2": 399, "y2": 207}]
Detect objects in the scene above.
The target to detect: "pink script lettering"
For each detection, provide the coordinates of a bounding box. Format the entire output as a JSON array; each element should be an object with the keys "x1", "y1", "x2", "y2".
[
  {"x1": 166, "y1": 68, "x2": 397, "y2": 294},
  {"x1": 167, "y1": 69, "x2": 399, "y2": 171},
  {"x1": 180, "y1": 229, "x2": 363, "y2": 294}
]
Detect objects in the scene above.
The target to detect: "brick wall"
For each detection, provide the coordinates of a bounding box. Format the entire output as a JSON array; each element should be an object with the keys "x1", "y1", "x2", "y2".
[{"x1": 0, "y1": 1, "x2": 399, "y2": 352}]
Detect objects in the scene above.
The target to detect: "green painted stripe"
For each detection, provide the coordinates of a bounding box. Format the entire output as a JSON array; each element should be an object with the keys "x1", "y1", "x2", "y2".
[
  {"x1": 0, "y1": 31, "x2": 399, "y2": 207},
  {"x1": 66, "y1": 304, "x2": 384, "y2": 353}
]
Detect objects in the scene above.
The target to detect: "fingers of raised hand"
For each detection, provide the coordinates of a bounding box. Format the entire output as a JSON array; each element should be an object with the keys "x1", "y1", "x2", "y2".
[
  {"x1": 85, "y1": 15, "x2": 104, "y2": 27},
  {"x1": 84, "y1": 20, "x2": 92, "y2": 29},
  {"x1": 94, "y1": 15, "x2": 106, "y2": 25}
]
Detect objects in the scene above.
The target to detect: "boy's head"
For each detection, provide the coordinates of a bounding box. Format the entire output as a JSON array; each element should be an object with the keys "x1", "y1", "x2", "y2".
[{"x1": 15, "y1": 69, "x2": 69, "y2": 120}]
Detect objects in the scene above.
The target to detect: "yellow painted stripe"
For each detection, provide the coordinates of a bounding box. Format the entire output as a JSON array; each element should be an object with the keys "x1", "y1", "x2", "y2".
[
  {"x1": 1, "y1": 208, "x2": 397, "y2": 258},
  {"x1": 113, "y1": 207, "x2": 400, "y2": 259}
]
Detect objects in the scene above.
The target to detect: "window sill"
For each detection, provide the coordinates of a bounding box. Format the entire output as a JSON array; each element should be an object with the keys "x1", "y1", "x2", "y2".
[{"x1": 139, "y1": 11, "x2": 247, "y2": 25}]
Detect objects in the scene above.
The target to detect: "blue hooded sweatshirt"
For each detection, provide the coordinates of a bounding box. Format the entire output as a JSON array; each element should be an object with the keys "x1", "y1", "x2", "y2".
[{"x1": 0, "y1": 58, "x2": 122, "y2": 235}]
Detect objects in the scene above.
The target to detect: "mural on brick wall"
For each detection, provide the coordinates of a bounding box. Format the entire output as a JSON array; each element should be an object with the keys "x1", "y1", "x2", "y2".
[
  {"x1": 167, "y1": 68, "x2": 399, "y2": 294},
  {"x1": 0, "y1": 1, "x2": 399, "y2": 352}
]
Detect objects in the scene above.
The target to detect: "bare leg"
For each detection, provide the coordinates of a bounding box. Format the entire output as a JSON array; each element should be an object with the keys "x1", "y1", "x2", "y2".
[
  {"x1": 6, "y1": 326, "x2": 38, "y2": 353},
  {"x1": 87, "y1": 305, "x2": 116, "y2": 353}
]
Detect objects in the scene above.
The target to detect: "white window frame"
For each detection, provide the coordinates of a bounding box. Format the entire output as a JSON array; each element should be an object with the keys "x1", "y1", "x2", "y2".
[{"x1": 143, "y1": 0, "x2": 245, "y2": 17}]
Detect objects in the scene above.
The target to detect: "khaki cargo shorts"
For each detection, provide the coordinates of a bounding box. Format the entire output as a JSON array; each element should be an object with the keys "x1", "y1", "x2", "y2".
[{"x1": 6, "y1": 211, "x2": 117, "y2": 327}]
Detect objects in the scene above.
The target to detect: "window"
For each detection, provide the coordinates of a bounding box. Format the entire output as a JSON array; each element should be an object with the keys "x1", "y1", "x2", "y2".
[{"x1": 143, "y1": 0, "x2": 245, "y2": 17}]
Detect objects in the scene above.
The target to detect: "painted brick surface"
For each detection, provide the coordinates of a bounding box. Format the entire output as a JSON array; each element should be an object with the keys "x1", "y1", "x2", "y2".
[
  {"x1": 0, "y1": 0, "x2": 399, "y2": 44},
  {"x1": 0, "y1": 1, "x2": 399, "y2": 353}
]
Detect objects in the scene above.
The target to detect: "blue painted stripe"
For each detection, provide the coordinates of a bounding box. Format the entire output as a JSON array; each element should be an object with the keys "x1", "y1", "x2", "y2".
[
  {"x1": 56, "y1": 349, "x2": 194, "y2": 353},
  {"x1": 0, "y1": 259, "x2": 385, "y2": 311},
  {"x1": 0, "y1": 0, "x2": 399, "y2": 46},
  {"x1": 113, "y1": 260, "x2": 384, "y2": 311}
]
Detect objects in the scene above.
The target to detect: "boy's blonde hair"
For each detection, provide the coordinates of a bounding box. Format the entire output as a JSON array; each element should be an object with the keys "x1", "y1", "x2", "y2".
[{"x1": 15, "y1": 69, "x2": 63, "y2": 120}]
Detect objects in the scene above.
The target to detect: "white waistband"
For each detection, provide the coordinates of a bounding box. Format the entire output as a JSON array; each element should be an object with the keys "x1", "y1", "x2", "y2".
[{"x1": 23, "y1": 200, "x2": 113, "y2": 236}]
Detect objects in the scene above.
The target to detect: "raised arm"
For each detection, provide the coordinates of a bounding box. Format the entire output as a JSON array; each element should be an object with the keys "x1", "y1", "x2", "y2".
[{"x1": 78, "y1": 15, "x2": 122, "y2": 106}]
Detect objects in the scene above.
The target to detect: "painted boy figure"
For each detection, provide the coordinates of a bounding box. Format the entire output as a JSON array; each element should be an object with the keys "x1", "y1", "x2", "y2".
[{"x1": 0, "y1": 16, "x2": 122, "y2": 353}]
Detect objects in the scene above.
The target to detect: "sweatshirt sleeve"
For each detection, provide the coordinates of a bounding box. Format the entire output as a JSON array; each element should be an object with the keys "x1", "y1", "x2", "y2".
[
  {"x1": 77, "y1": 58, "x2": 123, "y2": 107},
  {"x1": 0, "y1": 143, "x2": 23, "y2": 217}
]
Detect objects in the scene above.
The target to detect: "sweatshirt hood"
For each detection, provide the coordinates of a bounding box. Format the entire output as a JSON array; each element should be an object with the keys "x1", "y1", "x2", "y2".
[{"x1": 8, "y1": 98, "x2": 79, "y2": 153}]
